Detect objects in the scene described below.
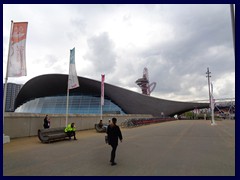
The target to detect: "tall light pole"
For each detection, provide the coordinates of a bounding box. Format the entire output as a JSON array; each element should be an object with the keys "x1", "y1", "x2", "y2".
[
  {"x1": 206, "y1": 67, "x2": 211, "y2": 106},
  {"x1": 230, "y1": 4, "x2": 235, "y2": 56},
  {"x1": 206, "y1": 67, "x2": 216, "y2": 125}
]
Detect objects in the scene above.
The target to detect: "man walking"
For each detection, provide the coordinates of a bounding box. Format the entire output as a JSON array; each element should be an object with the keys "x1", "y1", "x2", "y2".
[{"x1": 107, "y1": 117, "x2": 123, "y2": 166}]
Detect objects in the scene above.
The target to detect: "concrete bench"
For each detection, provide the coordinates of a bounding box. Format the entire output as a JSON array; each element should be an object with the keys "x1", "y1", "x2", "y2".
[
  {"x1": 38, "y1": 127, "x2": 73, "y2": 143},
  {"x1": 94, "y1": 124, "x2": 107, "y2": 133}
]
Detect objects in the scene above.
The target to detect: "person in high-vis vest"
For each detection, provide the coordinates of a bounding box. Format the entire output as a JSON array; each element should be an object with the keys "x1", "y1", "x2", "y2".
[{"x1": 65, "y1": 123, "x2": 77, "y2": 140}]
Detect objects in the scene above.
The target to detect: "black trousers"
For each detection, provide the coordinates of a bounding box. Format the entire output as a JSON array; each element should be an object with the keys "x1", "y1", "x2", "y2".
[
  {"x1": 110, "y1": 144, "x2": 118, "y2": 163},
  {"x1": 66, "y1": 131, "x2": 76, "y2": 139}
]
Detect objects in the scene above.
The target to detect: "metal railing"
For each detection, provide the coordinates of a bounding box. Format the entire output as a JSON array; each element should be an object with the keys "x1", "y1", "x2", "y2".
[{"x1": 121, "y1": 117, "x2": 176, "y2": 128}]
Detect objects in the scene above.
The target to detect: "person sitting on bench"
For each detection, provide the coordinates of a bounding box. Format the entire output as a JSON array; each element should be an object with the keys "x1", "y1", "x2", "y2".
[
  {"x1": 98, "y1": 120, "x2": 103, "y2": 128},
  {"x1": 65, "y1": 123, "x2": 77, "y2": 140}
]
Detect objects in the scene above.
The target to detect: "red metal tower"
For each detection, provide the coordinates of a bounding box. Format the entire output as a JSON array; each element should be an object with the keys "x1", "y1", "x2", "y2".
[{"x1": 135, "y1": 67, "x2": 156, "y2": 95}]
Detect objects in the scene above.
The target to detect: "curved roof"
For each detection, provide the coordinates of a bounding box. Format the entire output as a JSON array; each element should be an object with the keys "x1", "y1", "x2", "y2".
[{"x1": 15, "y1": 74, "x2": 209, "y2": 117}]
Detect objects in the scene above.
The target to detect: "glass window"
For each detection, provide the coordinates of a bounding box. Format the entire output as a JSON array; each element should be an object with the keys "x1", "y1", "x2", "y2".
[{"x1": 15, "y1": 94, "x2": 125, "y2": 115}]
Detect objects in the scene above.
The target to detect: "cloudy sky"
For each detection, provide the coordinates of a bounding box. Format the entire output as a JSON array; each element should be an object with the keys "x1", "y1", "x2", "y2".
[{"x1": 3, "y1": 4, "x2": 235, "y2": 102}]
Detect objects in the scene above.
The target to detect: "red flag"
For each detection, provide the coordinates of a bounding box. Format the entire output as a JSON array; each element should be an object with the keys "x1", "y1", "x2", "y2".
[
  {"x1": 101, "y1": 74, "x2": 105, "y2": 106},
  {"x1": 7, "y1": 22, "x2": 28, "y2": 77}
]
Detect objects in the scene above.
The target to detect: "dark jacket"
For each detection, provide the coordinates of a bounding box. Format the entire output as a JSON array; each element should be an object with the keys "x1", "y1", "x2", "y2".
[
  {"x1": 43, "y1": 117, "x2": 50, "y2": 128},
  {"x1": 107, "y1": 124, "x2": 122, "y2": 146}
]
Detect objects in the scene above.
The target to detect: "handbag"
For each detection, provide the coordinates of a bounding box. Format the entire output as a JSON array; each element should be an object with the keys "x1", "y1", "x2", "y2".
[{"x1": 105, "y1": 135, "x2": 108, "y2": 144}]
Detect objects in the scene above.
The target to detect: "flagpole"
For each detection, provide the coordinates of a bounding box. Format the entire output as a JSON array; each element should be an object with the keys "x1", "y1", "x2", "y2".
[
  {"x1": 4, "y1": 20, "x2": 13, "y2": 119},
  {"x1": 66, "y1": 48, "x2": 79, "y2": 127},
  {"x1": 100, "y1": 74, "x2": 105, "y2": 120},
  {"x1": 3, "y1": 20, "x2": 13, "y2": 143},
  {"x1": 230, "y1": 4, "x2": 235, "y2": 56},
  {"x1": 100, "y1": 75, "x2": 102, "y2": 120},
  {"x1": 100, "y1": 103, "x2": 103, "y2": 120},
  {"x1": 66, "y1": 88, "x2": 69, "y2": 127}
]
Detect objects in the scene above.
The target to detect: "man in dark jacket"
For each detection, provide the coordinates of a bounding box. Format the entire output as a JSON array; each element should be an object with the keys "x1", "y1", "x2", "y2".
[
  {"x1": 107, "y1": 117, "x2": 123, "y2": 166},
  {"x1": 43, "y1": 115, "x2": 50, "y2": 129}
]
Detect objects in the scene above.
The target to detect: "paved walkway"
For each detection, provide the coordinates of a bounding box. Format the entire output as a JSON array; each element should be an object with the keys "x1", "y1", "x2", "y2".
[{"x1": 3, "y1": 120, "x2": 235, "y2": 176}]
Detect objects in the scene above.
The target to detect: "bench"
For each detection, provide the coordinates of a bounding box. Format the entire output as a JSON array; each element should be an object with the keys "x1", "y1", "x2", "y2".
[
  {"x1": 95, "y1": 124, "x2": 107, "y2": 133},
  {"x1": 38, "y1": 127, "x2": 73, "y2": 143}
]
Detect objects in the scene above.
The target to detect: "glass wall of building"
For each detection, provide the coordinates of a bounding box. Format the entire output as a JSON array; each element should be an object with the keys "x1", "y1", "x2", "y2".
[{"x1": 15, "y1": 94, "x2": 125, "y2": 115}]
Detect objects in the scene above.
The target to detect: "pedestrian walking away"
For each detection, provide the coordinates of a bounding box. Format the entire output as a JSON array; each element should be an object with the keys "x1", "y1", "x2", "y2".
[
  {"x1": 107, "y1": 117, "x2": 123, "y2": 166},
  {"x1": 43, "y1": 115, "x2": 50, "y2": 129}
]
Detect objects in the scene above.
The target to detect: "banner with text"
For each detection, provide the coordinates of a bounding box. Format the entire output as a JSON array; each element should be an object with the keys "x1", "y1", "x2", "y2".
[{"x1": 7, "y1": 22, "x2": 28, "y2": 77}]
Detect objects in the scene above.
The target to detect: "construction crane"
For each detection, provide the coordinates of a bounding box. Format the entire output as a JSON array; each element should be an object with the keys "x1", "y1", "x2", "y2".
[{"x1": 135, "y1": 67, "x2": 156, "y2": 95}]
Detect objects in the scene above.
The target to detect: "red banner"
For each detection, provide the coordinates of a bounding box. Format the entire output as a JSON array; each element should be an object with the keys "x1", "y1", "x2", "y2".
[{"x1": 7, "y1": 22, "x2": 28, "y2": 77}]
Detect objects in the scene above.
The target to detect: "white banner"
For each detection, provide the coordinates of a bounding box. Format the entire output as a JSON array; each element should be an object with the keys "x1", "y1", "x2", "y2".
[
  {"x1": 68, "y1": 48, "x2": 79, "y2": 89},
  {"x1": 7, "y1": 22, "x2": 28, "y2": 77}
]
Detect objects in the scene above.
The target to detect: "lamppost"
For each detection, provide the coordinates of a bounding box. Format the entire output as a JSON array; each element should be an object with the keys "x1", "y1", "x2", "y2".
[
  {"x1": 206, "y1": 67, "x2": 211, "y2": 107},
  {"x1": 206, "y1": 67, "x2": 216, "y2": 125},
  {"x1": 230, "y1": 4, "x2": 235, "y2": 56}
]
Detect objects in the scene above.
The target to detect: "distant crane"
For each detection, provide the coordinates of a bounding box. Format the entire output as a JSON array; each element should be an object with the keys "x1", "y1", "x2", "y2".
[{"x1": 135, "y1": 67, "x2": 156, "y2": 95}]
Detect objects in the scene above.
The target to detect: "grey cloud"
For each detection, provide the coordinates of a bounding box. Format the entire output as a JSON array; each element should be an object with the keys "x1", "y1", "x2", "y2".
[
  {"x1": 84, "y1": 32, "x2": 117, "y2": 74},
  {"x1": 85, "y1": 4, "x2": 234, "y2": 100},
  {"x1": 3, "y1": 4, "x2": 234, "y2": 101},
  {"x1": 137, "y1": 6, "x2": 232, "y2": 79}
]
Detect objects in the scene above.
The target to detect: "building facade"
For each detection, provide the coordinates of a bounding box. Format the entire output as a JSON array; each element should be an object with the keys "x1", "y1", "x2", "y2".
[
  {"x1": 14, "y1": 74, "x2": 209, "y2": 117},
  {"x1": 3, "y1": 83, "x2": 23, "y2": 112}
]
